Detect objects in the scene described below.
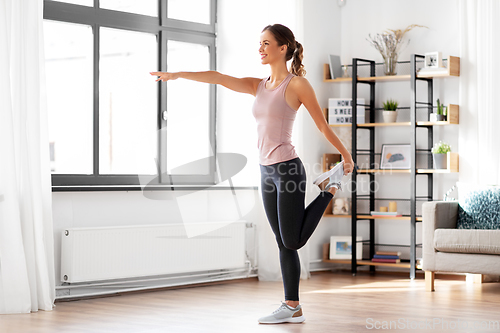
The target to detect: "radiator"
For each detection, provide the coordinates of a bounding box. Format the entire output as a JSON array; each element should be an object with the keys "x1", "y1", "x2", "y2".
[{"x1": 61, "y1": 221, "x2": 248, "y2": 283}]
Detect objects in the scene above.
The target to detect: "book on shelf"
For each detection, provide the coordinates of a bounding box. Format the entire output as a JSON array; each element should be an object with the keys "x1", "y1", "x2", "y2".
[
  {"x1": 371, "y1": 214, "x2": 403, "y2": 217},
  {"x1": 370, "y1": 211, "x2": 403, "y2": 217},
  {"x1": 371, "y1": 258, "x2": 401, "y2": 263},
  {"x1": 417, "y1": 67, "x2": 448, "y2": 75},
  {"x1": 376, "y1": 251, "x2": 402, "y2": 256},
  {"x1": 373, "y1": 254, "x2": 400, "y2": 260},
  {"x1": 370, "y1": 211, "x2": 401, "y2": 216}
]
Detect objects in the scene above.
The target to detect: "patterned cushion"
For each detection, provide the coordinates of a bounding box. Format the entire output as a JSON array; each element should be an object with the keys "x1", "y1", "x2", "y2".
[{"x1": 457, "y1": 183, "x2": 500, "y2": 229}]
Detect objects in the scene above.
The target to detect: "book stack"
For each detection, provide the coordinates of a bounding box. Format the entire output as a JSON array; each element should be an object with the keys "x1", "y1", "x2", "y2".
[
  {"x1": 328, "y1": 98, "x2": 367, "y2": 124},
  {"x1": 372, "y1": 251, "x2": 401, "y2": 263},
  {"x1": 417, "y1": 67, "x2": 448, "y2": 76},
  {"x1": 370, "y1": 211, "x2": 403, "y2": 217}
]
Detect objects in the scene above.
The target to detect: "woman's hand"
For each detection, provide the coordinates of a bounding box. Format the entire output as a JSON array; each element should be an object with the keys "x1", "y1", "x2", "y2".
[
  {"x1": 150, "y1": 72, "x2": 180, "y2": 82},
  {"x1": 342, "y1": 155, "x2": 355, "y2": 175}
]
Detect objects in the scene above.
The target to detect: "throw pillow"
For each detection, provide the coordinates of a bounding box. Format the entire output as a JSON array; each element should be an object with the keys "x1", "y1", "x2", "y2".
[{"x1": 457, "y1": 182, "x2": 500, "y2": 229}]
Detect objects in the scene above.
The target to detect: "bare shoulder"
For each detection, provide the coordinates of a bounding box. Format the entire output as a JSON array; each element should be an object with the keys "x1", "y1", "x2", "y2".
[
  {"x1": 289, "y1": 75, "x2": 314, "y2": 97},
  {"x1": 290, "y1": 75, "x2": 313, "y2": 90}
]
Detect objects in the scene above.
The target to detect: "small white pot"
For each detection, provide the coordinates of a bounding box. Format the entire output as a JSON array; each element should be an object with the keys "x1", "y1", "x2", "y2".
[
  {"x1": 382, "y1": 110, "x2": 397, "y2": 123},
  {"x1": 432, "y1": 153, "x2": 448, "y2": 169},
  {"x1": 430, "y1": 113, "x2": 445, "y2": 122}
]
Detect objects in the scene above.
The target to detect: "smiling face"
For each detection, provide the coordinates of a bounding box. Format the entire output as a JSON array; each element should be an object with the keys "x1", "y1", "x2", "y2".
[{"x1": 259, "y1": 30, "x2": 287, "y2": 65}]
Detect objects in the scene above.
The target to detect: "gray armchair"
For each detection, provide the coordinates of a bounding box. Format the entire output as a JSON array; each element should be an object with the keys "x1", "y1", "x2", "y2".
[{"x1": 422, "y1": 201, "x2": 500, "y2": 291}]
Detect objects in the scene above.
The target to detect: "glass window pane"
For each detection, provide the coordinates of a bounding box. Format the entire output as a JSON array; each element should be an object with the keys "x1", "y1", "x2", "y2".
[
  {"x1": 168, "y1": 0, "x2": 210, "y2": 24},
  {"x1": 99, "y1": 28, "x2": 158, "y2": 175},
  {"x1": 100, "y1": 0, "x2": 158, "y2": 17},
  {"x1": 47, "y1": 0, "x2": 93, "y2": 6},
  {"x1": 44, "y1": 20, "x2": 93, "y2": 174},
  {"x1": 167, "y1": 40, "x2": 210, "y2": 175}
]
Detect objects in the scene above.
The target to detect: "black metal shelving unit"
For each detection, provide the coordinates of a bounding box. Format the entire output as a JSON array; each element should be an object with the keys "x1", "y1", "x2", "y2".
[{"x1": 350, "y1": 54, "x2": 434, "y2": 279}]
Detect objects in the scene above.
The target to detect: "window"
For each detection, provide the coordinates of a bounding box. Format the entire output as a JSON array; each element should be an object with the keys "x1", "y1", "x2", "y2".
[
  {"x1": 100, "y1": 0, "x2": 158, "y2": 16},
  {"x1": 167, "y1": 0, "x2": 210, "y2": 24},
  {"x1": 166, "y1": 40, "x2": 211, "y2": 175},
  {"x1": 99, "y1": 28, "x2": 158, "y2": 175},
  {"x1": 44, "y1": 0, "x2": 217, "y2": 187},
  {"x1": 44, "y1": 20, "x2": 93, "y2": 174}
]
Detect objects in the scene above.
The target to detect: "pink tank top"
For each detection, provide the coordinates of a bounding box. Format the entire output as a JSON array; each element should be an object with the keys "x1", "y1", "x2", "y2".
[{"x1": 252, "y1": 73, "x2": 299, "y2": 165}]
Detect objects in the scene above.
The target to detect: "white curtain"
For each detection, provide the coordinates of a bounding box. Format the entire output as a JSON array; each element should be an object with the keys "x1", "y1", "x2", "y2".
[
  {"x1": 459, "y1": 0, "x2": 500, "y2": 186},
  {"x1": 0, "y1": 0, "x2": 56, "y2": 314}
]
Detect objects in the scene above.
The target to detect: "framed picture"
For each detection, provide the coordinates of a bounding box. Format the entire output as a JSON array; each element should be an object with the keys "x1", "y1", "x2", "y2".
[
  {"x1": 424, "y1": 51, "x2": 442, "y2": 69},
  {"x1": 328, "y1": 55, "x2": 342, "y2": 79},
  {"x1": 380, "y1": 144, "x2": 411, "y2": 169},
  {"x1": 330, "y1": 236, "x2": 362, "y2": 259}
]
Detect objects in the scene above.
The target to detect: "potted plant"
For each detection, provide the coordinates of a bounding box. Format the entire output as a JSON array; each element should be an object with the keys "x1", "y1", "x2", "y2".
[
  {"x1": 430, "y1": 99, "x2": 447, "y2": 122},
  {"x1": 382, "y1": 99, "x2": 398, "y2": 123},
  {"x1": 431, "y1": 141, "x2": 451, "y2": 169}
]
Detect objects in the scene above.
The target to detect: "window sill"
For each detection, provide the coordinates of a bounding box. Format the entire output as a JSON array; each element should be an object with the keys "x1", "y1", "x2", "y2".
[{"x1": 51, "y1": 185, "x2": 259, "y2": 192}]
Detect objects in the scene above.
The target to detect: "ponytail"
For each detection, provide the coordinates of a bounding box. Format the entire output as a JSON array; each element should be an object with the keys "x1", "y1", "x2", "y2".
[
  {"x1": 291, "y1": 41, "x2": 306, "y2": 76},
  {"x1": 262, "y1": 24, "x2": 306, "y2": 76}
]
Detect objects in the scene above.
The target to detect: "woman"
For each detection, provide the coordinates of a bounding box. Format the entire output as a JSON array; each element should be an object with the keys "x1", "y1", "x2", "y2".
[{"x1": 151, "y1": 24, "x2": 354, "y2": 324}]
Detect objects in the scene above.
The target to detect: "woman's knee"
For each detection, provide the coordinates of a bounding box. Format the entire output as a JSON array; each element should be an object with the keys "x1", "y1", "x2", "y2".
[
  {"x1": 276, "y1": 236, "x2": 301, "y2": 251},
  {"x1": 282, "y1": 237, "x2": 303, "y2": 250}
]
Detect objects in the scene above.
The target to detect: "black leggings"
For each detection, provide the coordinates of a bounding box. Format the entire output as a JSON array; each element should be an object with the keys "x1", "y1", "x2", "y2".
[{"x1": 260, "y1": 157, "x2": 333, "y2": 301}]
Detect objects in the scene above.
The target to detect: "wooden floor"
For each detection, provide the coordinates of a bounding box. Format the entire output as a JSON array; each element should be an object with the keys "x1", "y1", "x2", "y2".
[{"x1": 2, "y1": 271, "x2": 500, "y2": 333}]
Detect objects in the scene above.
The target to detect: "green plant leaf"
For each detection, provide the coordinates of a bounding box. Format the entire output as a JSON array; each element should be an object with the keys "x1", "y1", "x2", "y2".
[
  {"x1": 431, "y1": 141, "x2": 451, "y2": 154},
  {"x1": 383, "y1": 98, "x2": 398, "y2": 111}
]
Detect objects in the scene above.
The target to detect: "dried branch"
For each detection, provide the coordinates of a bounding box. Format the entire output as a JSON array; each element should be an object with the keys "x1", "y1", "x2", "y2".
[{"x1": 366, "y1": 24, "x2": 428, "y2": 61}]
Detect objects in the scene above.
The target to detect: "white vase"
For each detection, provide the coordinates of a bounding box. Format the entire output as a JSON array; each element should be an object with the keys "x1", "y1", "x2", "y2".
[{"x1": 383, "y1": 110, "x2": 397, "y2": 123}]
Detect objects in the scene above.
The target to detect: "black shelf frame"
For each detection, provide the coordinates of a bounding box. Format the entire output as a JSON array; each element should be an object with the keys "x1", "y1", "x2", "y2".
[{"x1": 350, "y1": 54, "x2": 434, "y2": 279}]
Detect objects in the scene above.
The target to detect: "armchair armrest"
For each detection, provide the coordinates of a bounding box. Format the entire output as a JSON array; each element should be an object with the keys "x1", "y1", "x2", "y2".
[{"x1": 422, "y1": 201, "x2": 459, "y2": 271}]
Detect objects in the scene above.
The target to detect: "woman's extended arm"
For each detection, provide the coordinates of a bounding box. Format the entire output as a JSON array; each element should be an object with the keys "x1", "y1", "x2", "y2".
[
  {"x1": 294, "y1": 77, "x2": 355, "y2": 174},
  {"x1": 150, "y1": 71, "x2": 261, "y2": 96}
]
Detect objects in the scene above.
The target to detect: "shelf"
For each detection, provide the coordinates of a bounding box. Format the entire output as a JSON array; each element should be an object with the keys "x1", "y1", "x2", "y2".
[
  {"x1": 324, "y1": 214, "x2": 352, "y2": 218},
  {"x1": 321, "y1": 54, "x2": 458, "y2": 279},
  {"x1": 323, "y1": 56, "x2": 460, "y2": 82},
  {"x1": 321, "y1": 244, "x2": 422, "y2": 269},
  {"x1": 417, "y1": 104, "x2": 459, "y2": 125},
  {"x1": 324, "y1": 214, "x2": 422, "y2": 221},
  {"x1": 328, "y1": 123, "x2": 352, "y2": 127},
  {"x1": 358, "y1": 169, "x2": 410, "y2": 174},
  {"x1": 323, "y1": 105, "x2": 459, "y2": 127},
  {"x1": 357, "y1": 215, "x2": 423, "y2": 222},
  {"x1": 359, "y1": 122, "x2": 411, "y2": 127},
  {"x1": 357, "y1": 153, "x2": 459, "y2": 174}
]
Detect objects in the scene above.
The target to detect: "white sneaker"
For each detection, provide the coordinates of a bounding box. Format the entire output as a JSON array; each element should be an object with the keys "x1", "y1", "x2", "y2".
[
  {"x1": 258, "y1": 301, "x2": 305, "y2": 324},
  {"x1": 313, "y1": 161, "x2": 344, "y2": 191}
]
